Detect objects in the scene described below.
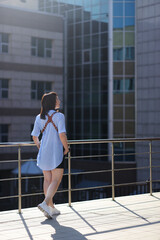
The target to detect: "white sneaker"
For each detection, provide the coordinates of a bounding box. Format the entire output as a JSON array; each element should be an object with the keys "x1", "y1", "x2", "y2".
[
  {"x1": 49, "y1": 206, "x2": 60, "y2": 215},
  {"x1": 38, "y1": 201, "x2": 52, "y2": 219}
]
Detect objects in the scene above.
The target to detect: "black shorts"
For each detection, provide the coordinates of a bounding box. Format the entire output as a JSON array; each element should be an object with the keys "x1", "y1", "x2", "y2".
[{"x1": 56, "y1": 155, "x2": 65, "y2": 169}]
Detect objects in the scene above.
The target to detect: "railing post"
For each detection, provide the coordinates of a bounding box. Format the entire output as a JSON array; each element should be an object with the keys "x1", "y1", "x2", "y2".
[
  {"x1": 149, "y1": 141, "x2": 153, "y2": 196},
  {"x1": 18, "y1": 146, "x2": 22, "y2": 214},
  {"x1": 68, "y1": 146, "x2": 71, "y2": 207},
  {"x1": 112, "y1": 142, "x2": 115, "y2": 201}
]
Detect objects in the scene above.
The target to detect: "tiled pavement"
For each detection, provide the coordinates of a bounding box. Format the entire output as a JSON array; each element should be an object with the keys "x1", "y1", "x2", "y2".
[{"x1": 0, "y1": 192, "x2": 160, "y2": 240}]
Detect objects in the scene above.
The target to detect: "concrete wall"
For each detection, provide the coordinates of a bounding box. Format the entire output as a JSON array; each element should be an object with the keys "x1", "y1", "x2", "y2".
[
  {"x1": 0, "y1": 6, "x2": 64, "y2": 145},
  {"x1": 0, "y1": 0, "x2": 38, "y2": 10}
]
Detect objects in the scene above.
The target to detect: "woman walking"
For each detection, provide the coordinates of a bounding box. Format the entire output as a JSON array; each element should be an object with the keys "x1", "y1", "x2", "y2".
[{"x1": 31, "y1": 92, "x2": 69, "y2": 219}]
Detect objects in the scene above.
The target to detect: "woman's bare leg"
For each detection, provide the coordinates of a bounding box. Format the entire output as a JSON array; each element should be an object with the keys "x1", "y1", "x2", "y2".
[
  {"x1": 43, "y1": 170, "x2": 54, "y2": 207},
  {"x1": 44, "y1": 168, "x2": 64, "y2": 207}
]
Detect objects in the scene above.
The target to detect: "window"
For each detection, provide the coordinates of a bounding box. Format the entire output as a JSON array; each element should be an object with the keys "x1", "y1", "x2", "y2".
[
  {"x1": 125, "y1": 78, "x2": 134, "y2": 91},
  {"x1": 38, "y1": 0, "x2": 44, "y2": 11},
  {"x1": 31, "y1": 37, "x2": 52, "y2": 58},
  {"x1": 113, "y1": 48, "x2": 123, "y2": 60},
  {"x1": 31, "y1": 81, "x2": 52, "y2": 100},
  {"x1": 114, "y1": 79, "x2": 123, "y2": 92},
  {"x1": 125, "y1": 47, "x2": 135, "y2": 60},
  {"x1": 0, "y1": 79, "x2": 9, "y2": 98},
  {"x1": 125, "y1": 2, "x2": 135, "y2": 17},
  {"x1": 83, "y1": 50, "x2": 91, "y2": 63},
  {"x1": 113, "y1": 17, "x2": 123, "y2": 30},
  {"x1": 113, "y1": 3, "x2": 123, "y2": 16},
  {"x1": 0, "y1": 124, "x2": 9, "y2": 142},
  {"x1": 0, "y1": 33, "x2": 9, "y2": 54}
]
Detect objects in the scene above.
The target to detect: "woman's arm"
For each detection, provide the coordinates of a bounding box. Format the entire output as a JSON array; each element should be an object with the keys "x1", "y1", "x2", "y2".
[
  {"x1": 32, "y1": 136, "x2": 40, "y2": 149},
  {"x1": 59, "y1": 132, "x2": 69, "y2": 155}
]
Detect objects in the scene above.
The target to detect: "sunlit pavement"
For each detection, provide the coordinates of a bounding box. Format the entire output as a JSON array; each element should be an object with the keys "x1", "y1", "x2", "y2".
[{"x1": 0, "y1": 192, "x2": 160, "y2": 240}]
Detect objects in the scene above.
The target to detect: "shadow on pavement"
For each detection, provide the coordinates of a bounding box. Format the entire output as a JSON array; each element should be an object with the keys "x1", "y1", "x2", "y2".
[{"x1": 41, "y1": 215, "x2": 88, "y2": 240}]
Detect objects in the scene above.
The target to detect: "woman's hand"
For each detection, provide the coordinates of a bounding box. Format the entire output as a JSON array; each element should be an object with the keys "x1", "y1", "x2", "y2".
[
  {"x1": 64, "y1": 148, "x2": 69, "y2": 155},
  {"x1": 32, "y1": 136, "x2": 40, "y2": 149}
]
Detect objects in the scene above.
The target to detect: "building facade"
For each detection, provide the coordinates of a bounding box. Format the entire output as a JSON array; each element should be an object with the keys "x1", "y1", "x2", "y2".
[
  {"x1": 136, "y1": 0, "x2": 160, "y2": 184},
  {"x1": 0, "y1": 4, "x2": 64, "y2": 145},
  {"x1": 38, "y1": 0, "x2": 135, "y2": 159},
  {"x1": 0, "y1": 0, "x2": 136, "y2": 161}
]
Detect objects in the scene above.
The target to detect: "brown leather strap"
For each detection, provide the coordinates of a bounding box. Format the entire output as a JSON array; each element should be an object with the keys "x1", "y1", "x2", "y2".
[{"x1": 41, "y1": 112, "x2": 58, "y2": 134}]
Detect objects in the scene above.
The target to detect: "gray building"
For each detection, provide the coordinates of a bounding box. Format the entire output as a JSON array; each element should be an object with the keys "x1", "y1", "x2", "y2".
[
  {"x1": 136, "y1": 0, "x2": 160, "y2": 184},
  {"x1": 0, "y1": 4, "x2": 64, "y2": 144}
]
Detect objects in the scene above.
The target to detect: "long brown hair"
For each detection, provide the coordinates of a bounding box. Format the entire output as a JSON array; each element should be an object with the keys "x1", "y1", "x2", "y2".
[{"x1": 40, "y1": 92, "x2": 57, "y2": 119}]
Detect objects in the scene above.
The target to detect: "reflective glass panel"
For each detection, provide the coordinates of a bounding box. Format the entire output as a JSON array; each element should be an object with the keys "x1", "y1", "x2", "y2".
[
  {"x1": 113, "y1": 32, "x2": 123, "y2": 46},
  {"x1": 101, "y1": 32, "x2": 108, "y2": 47},
  {"x1": 92, "y1": 35, "x2": 99, "y2": 48},
  {"x1": 125, "y1": 47, "x2": 135, "y2": 60},
  {"x1": 84, "y1": 36, "x2": 90, "y2": 49},
  {"x1": 100, "y1": 3, "x2": 109, "y2": 14},
  {"x1": 84, "y1": 22, "x2": 90, "y2": 35},
  {"x1": 92, "y1": 49, "x2": 99, "y2": 62},
  {"x1": 92, "y1": 5, "x2": 100, "y2": 15},
  {"x1": 114, "y1": 79, "x2": 123, "y2": 92},
  {"x1": 113, "y1": 17, "x2": 123, "y2": 30},
  {"x1": 101, "y1": 48, "x2": 108, "y2": 61},
  {"x1": 92, "y1": 21, "x2": 99, "y2": 33},
  {"x1": 125, "y1": 32, "x2": 135, "y2": 46},
  {"x1": 125, "y1": 17, "x2": 135, "y2": 30},
  {"x1": 113, "y1": 47, "x2": 123, "y2": 61},
  {"x1": 113, "y1": 3, "x2": 123, "y2": 16},
  {"x1": 2, "y1": 33, "x2": 9, "y2": 43},
  {"x1": 125, "y1": 78, "x2": 134, "y2": 91},
  {"x1": 125, "y1": 3, "x2": 135, "y2": 16},
  {"x1": 101, "y1": 21, "x2": 108, "y2": 32},
  {"x1": 114, "y1": 106, "x2": 123, "y2": 120}
]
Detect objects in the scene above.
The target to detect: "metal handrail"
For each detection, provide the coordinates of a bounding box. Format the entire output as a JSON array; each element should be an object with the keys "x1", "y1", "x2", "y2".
[{"x1": 0, "y1": 137, "x2": 160, "y2": 212}]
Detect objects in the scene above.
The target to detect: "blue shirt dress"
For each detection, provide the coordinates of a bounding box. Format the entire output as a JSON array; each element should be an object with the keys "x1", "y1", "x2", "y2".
[{"x1": 31, "y1": 110, "x2": 66, "y2": 171}]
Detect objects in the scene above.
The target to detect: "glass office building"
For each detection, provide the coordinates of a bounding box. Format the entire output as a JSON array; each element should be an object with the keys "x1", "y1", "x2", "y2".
[{"x1": 39, "y1": 0, "x2": 135, "y2": 160}]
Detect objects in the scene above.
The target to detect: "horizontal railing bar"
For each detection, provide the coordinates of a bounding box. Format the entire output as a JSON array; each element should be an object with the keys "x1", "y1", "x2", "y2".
[
  {"x1": 71, "y1": 180, "x2": 157, "y2": 192},
  {"x1": 21, "y1": 189, "x2": 68, "y2": 198},
  {"x1": 152, "y1": 179, "x2": 160, "y2": 183},
  {"x1": 0, "y1": 160, "x2": 18, "y2": 164},
  {"x1": 21, "y1": 173, "x2": 69, "y2": 180},
  {"x1": 70, "y1": 166, "x2": 150, "y2": 176},
  {"x1": 114, "y1": 151, "x2": 160, "y2": 157},
  {"x1": 71, "y1": 169, "x2": 111, "y2": 175},
  {"x1": 68, "y1": 138, "x2": 160, "y2": 144},
  {"x1": 70, "y1": 154, "x2": 109, "y2": 159},
  {"x1": 0, "y1": 189, "x2": 69, "y2": 200},
  {"x1": 113, "y1": 152, "x2": 150, "y2": 157},
  {"x1": 71, "y1": 185, "x2": 111, "y2": 192},
  {"x1": 70, "y1": 180, "x2": 154, "y2": 192},
  {"x1": 152, "y1": 165, "x2": 160, "y2": 169},
  {"x1": 1, "y1": 137, "x2": 160, "y2": 148},
  {"x1": 21, "y1": 159, "x2": 36, "y2": 162},
  {"x1": 0, "y1": 195, "x2": 19, "y2": 200},
  {"x1": 0, "y1": 142, "x2": 36, "y2": 147},
  {"x1": 114, "y1": 181, "x2": 150, "y2": 187},
  {"x1": 114, "y1": 166, "x2": 150, "y2": 172},
  {"x1": 64, "y1": 151, "x2": 160, "y2": 160},
  {"x1": 0, "y1": 172, "x2": 68, "y2": 182},
  {"x1": 0, "y1": 177, "x2": 19, "y2": 182}
]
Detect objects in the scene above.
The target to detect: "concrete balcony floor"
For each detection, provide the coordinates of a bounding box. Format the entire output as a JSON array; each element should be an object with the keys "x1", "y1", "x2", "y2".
[{"x1": 0, "y1": 192, "x2": 160, "y2": 240}]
